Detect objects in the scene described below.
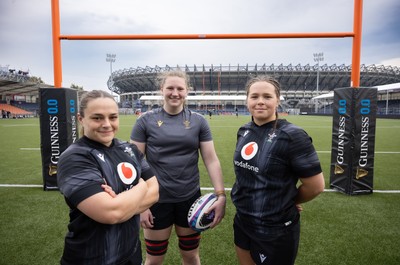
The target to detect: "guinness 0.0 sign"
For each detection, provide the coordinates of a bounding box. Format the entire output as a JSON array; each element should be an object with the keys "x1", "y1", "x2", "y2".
[
  {"x1": 330, "y1": 87, "x2": 377, "y2": 195},
  {"x1": 39, "y1": 88, "x2": 78, "y2": 190}
]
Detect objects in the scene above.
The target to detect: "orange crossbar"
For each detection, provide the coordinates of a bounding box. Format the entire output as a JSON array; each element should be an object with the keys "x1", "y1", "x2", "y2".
[
  {"x1": 51, "y1": 0, "x2": 363, "y2": 88},
  {"x1": 60, "y1": 32, "x2": 354, "y2": 40}
]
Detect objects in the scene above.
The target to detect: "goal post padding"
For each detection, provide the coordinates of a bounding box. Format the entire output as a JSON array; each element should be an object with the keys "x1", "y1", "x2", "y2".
[
  {"x1": 39, "y1": 88, "x2": 79, "y2": 191},
  {"x1": 330, "y1": 87, "x2": 377, "y2": 195}
]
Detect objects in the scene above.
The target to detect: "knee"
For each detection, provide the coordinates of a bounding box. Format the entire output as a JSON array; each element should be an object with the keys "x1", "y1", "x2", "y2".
[
  {"x1": 178, "y1": 233, "x2": 201, "y2": 251},
  {"x1": 145, "y1": 238, "x2": 169, "y2": 256}
]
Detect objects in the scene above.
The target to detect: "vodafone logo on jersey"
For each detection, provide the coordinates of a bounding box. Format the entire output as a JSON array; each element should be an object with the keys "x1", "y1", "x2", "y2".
[
  {"x1": 241, "y1": 142, "x2": 258, "y2": 160},
  {"x1": 117, "y1": 162, "x2": 137, "y2": 185}
]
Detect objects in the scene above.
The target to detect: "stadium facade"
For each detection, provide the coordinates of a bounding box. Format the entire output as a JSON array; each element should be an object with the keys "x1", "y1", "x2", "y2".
[
  {"x1": 108, "y1": 63, "x2": 400, "y2": 115},
  {"x1": 1, "y1": 63, "x2": 400, "y2": 116}
]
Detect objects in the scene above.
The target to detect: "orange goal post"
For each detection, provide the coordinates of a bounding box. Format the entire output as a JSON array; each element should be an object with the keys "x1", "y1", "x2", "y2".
[{"x1": 51, "y1": 0, "x2": 363, "y2": 88}]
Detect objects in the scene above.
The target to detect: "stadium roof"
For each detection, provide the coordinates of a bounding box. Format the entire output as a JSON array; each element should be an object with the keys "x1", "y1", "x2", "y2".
[
  {"x1": 312, "y1": 82, "x2": 400, "y2": 100},
  {"x1": 1, "y1": 63, "x2": 400, "y2": 99},
  {"x1": 0, "y1": 67, "x2": 53, "y2": 98},
  {"x1": 109, "y1": 64, "x2": 400, "y2": 95}
]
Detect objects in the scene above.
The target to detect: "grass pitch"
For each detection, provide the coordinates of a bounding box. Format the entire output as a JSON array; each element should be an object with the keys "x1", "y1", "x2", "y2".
[{"x1": 1, "y1": 115, "x2": 399, "y2": 264}]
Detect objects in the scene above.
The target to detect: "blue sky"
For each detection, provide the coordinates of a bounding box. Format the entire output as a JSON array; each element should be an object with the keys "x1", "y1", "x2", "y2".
[{"x1": 1, "y1": 0, "x2": 399, "y2": 91}]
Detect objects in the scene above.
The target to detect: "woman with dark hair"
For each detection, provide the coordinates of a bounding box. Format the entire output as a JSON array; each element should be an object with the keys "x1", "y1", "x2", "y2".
[
  {"x1": 58, "y1": 90, "x2": 159, "y2": 265},
  {"x1": 231, "y1": 76, "x2": 325, "y2": 265}
]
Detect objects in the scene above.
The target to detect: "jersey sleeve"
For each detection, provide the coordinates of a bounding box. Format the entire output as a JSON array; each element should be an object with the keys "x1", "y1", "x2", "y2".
[
  {"x1": 197, "y1": 113, "x2": 213, "y2": 142},
  {"x1": 130, "y1": 114, "x2": 148, "y2": 142},
  {"x1": 140, "y1": 160, "x2": 155, "y2": 181},
  {"x1": 58, "y1": 148, "x2": 104, "y2": 207},
  {"x1": 288, "y1": 128, "x2": 322, "y2": 178},
  {"x1": 130, "y1": 142, "x2": 155, "y2": 181}
]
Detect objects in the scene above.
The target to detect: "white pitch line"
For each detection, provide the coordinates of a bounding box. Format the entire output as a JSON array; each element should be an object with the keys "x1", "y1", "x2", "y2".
[
  {"x1": 20, "y1": 148, "x2": 40, "y2": 151},
  {"x1": 368, "y1": 190, "x2": 400, "y2": 193},
  {"x1": 322, "y1": 189, "x2": 400, "y2": 193},
  {"x1": 19, "y1": 148, "x2": 400, "y2": 154},
  {"x1": 0, "y1": 184, "x2": 42, "y2": 188},
  {"x1": 1, "y1": 185, "x2": 400, "y2": 193},
  {"x1": 317, "y1": 151, "x2": 400, "y2": 154},
  {"x1": 1, "y1": 124, "x2": 38, "y2": 127}
]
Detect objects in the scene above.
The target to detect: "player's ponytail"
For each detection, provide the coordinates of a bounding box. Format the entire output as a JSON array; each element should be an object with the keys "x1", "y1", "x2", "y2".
[{"x1": 273, "y1": 109, "x2": 279, "y2": 131}]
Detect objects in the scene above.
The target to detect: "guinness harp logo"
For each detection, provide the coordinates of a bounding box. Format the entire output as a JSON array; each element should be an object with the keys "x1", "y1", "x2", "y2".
[
  {"x1": 334, "y1": 164, "x2": 344, "y2": 174},
  {"x1": 356, "y1": 167, "x2": 368, "y2": 179},
  {"x1": 48, "y1": 164, "x2": 57, "y2": 176}
]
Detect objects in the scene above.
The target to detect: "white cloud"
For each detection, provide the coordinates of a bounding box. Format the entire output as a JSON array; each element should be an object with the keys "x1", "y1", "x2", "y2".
[
  {"x1": 380, "y1": 58, "x2": 400, "y2": 67},
  {"x1": 1, "y1": 0, "x2": 399, "y2": 91}
]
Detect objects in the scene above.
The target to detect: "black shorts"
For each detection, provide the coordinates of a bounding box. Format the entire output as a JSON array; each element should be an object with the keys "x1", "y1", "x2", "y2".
[
  {"x1": 149, "y1": 190, "x2": 201, "y2": 230},
  {"x1": 233, "y1": 214, "x2": 300, "y2": 265}
]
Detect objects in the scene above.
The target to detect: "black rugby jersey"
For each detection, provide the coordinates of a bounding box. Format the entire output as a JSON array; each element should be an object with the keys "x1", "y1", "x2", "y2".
[
  {"x1": 57, "y1": 136, "x2": 154, "y2": 265},
  {"x1": 231, "y1": 119, "x2": 322, "y2": 235}
]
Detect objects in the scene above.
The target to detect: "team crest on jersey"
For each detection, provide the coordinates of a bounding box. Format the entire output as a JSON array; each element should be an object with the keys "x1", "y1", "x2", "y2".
[
  {"x1": 241, "y1": 142, "x2": 258, "y2": 160},
  {"x1": 124, "y1": 146, "x2": 136, "y2": 159},
  {"x1": 267, "y1": 132, "x2": 277, "y2": 142},
  {"x1": 117, "y1": 162, "x2": 137, "y2": 185}
]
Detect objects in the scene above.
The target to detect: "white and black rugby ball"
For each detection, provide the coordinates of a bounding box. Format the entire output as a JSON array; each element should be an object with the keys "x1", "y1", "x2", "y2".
[{"x1": 187, "y1": 193, "x2": 217, "y2": 232}]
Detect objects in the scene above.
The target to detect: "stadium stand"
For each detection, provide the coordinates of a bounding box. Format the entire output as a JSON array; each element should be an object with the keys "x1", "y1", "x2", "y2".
[
  {"x1": 1, "y1": 63, "x2": 399, "y2": 117},
  {"x1": 108, "y1": 64, "x2": 400, "y2": 115},
  {"x1": 0, "y1": 103, "x2": 34, "y2": 118},
  {"x1": 0, "y1": 65, "x2": 53, "y2": 116}
]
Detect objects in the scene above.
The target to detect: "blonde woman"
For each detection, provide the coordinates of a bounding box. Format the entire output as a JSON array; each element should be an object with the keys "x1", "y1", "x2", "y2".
[{"x1": 130, "y1": 70, "x2": 226, "y2": 265}]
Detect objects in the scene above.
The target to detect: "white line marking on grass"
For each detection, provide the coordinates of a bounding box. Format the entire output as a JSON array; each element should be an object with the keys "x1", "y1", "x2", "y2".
[
  {"x1": 199, "y1": 187, "x2": 400, "y2": 194},
  {"x1": 317, "y1": 151, "x2": 400, "y2": 154},
  {"x1": 20, "y1": 148, "x2": 40, "y2": 151},
  {"x1": 302, "y1": 126, "x2": 332, "y2": 128},
  {"x1": 0, "y1": 184, "x2": 42, "y2": 188},
  {"x1": 19, "y1": 147, "x2": 400, "y2": 154},
  {"x1": 201, "y1": 187, "x2": 232, "y2": 191},
  {"x1": 370, "y1": 190, "x2": 400, "y2": 193},
  {"x1": 19, "y1": 148, "x2": 400, "y2": 154},
  {"x1": 1, "y1": 124, "x2": 38, "y2": 127},
  {"x1": 212, "y1": 126, "x2": 246, "y2": 128},
  {"x1": 2, "y1": 185, "x2": 400, "y2": 193},
  {"x1": 313, "y1": 189, "x2": 400, "y2": 193}
]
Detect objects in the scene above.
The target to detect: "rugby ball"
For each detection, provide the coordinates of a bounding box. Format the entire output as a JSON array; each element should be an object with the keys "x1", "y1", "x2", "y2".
[{"x1": 187, "y1": 193, "x2": 217, "y2": 232}]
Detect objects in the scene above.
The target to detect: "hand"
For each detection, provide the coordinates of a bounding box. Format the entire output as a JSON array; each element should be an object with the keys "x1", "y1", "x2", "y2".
[
  {"x1": 207, "y1": 195, "x2": 226, "y2": 228},
  {"x1": 296, "y1": 204, "x2": 303, "y2": 213},
  {"x1": 101, "y1": 184, "x2": 116, "y2": 198},
  {"x1": 140, "y1": 209, "x2": 155, "y2": 229}
]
